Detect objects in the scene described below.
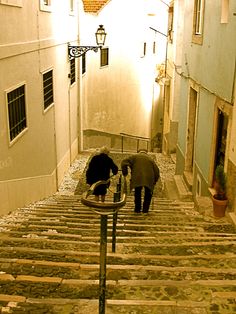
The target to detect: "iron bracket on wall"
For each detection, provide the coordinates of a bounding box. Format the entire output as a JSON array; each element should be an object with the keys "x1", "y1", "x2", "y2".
[{"x1": 68, "y1": 44, "x2": 100, "y2": 59}]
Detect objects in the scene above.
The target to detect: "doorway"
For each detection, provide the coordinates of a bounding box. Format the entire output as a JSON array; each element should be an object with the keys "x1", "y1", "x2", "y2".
[
  {"x1": 215, "y1": 109, "x2": 228, "y2": 168},
  {"x1": 185, "y1": 87, "x2": 198, "y2": 172}
]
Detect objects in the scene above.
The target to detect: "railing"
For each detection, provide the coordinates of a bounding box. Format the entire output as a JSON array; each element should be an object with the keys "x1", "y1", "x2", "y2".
[
  {"x1": 81, "y1": 175, "x2": 127, "y2": 314},
  {"x1": 120, "y1": 132, "x2": 150, "y2": 152}
]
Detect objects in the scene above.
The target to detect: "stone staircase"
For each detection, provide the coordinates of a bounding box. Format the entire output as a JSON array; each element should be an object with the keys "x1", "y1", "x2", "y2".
[{"x1": 0, "y1": 195, "x2": 236, "y2": 314}]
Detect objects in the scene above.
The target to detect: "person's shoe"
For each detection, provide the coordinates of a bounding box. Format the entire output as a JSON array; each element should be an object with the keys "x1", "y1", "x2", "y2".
[
  {"x1": 142, "y1": 210, "x2": 149, "y2": 215},
  {"x1": 134, "y1": 210, "x2": 141, "y2": 214}
]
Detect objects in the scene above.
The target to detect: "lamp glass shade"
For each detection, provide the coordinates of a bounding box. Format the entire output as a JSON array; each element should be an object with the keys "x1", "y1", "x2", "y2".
[{"x1": 95, "y1": 25, "x2": 106, "y2": 46}]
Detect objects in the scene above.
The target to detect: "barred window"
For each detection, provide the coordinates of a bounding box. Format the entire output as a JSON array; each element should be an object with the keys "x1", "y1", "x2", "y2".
[
  {"x1": 70, "y1": 58, "x2": 76, "y2": 85},
  {"x1": 100, "y1": 48, "x2": 109, "y2": 67},
  {"x1": 43, "y1": 70, "x2": 54, "y2": 110},
  {"x1": 7, "y1": 84, "x2": 27, "y2": 141}
]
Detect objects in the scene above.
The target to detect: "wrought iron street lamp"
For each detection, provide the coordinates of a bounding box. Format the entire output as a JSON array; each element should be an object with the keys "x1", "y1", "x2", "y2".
[{"x1": 68, "y1": 25, "x2": 106, "y2": 59}]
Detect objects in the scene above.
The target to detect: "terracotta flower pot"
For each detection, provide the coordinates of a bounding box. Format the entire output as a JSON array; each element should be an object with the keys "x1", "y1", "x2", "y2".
[{"x1": 212, "y1": 195, "x2": 228, "y2": 218}]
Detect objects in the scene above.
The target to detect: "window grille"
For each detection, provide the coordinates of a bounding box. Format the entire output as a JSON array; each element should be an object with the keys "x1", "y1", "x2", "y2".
[
  {"x1": 43, "y1": 70, "x2": 54, "y2": 110},
  {"x1": 70, "y1": 58, "x2": 76, "y2": 85},
  {"x1": 7, "y1": 85, "x2": 27, "y2": 141},
  {"x1": 100, "y1": 48, "x2": 109, "y2": 67}
]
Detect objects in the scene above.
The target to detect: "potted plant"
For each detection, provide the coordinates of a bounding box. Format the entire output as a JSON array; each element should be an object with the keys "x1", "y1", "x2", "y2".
[{"x1": 212, "y1": 164, "x2": 228, "y2": 217}]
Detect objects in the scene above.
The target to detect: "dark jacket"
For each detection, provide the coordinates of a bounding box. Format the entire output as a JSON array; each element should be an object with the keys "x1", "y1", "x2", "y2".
[
  {"x1": 121, "y1": 152, "x2": 160, "y2": 191},
  {"x1": 86, "y1": 153, "x2": 118, "y2": 185}
]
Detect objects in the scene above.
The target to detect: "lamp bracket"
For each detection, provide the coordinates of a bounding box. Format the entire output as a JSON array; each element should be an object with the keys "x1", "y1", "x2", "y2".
[{"x1": 68, "y1": 45, "x2": 100, "y2": 59}]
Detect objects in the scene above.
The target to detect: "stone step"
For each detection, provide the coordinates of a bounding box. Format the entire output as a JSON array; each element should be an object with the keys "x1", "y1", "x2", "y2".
[
  {"x1": 1, "y1": 295, "x2": 235, "y2": 314},
  {"x1": 0, "y1": 246, "x2": 235, "y2": 268},
  {"x1": 1, "y1": 259, "x2": 236, "y2": 282},
  {"x1": 164, "y1": 179, "x2": 179, "y2": 200},
  {"x1": 18, "y1": 210, "x2": 231, "y2": 225},
  {"x1": 174, "y1": 175, "x2": 193, "y2": 201},
  {"x1": 0, "y1": 193, "x2": 235, "y2": 314},
  {"x1": 2, "y1": 230, "x2": 236, "y2": 242},
  {"x1": 0, "y1": 236, "x2": 236, "y2": 255},
  {"x1": 12, "y1": 222, "x2": 236, "y2": 234},
  {"x1": 0, "y1": 275, "x2": 235, "y2": 304}
]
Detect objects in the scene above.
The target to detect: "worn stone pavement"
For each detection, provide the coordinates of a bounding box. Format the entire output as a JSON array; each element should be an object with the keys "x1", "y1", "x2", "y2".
[{"x1": 0, "y1": 151, "x2": 235, "y2": 314}]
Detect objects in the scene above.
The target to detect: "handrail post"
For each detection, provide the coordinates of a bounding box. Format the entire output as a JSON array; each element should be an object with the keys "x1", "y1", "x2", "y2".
[
  {"x1": 99, "y1": 214, "x2": 107, "y2": 314},
  {"x1": 81, "y1": 177, "x2": 127, "y2": 314},
  {"x1": 112, "y1": 175, "x2": 121, "y2": 253}
]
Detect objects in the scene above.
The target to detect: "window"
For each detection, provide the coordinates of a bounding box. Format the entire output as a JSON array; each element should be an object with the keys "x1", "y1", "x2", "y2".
[
  {"x1": 143, "y1": 42, "x2": 147, "y2": 56},
  {"x1": 153, "y1": 41, "x2": 156, "y2": 54},
  {"x1": 140, "y1": 42, "x2": 146, "y2": 58},
  {"x1": 43, "y1": 70, "x2": 54, "y2": 110},
  {"x1": 100, "y1": 48, "x2": 109, "y2": 67},
  {"x1": 221, "y1": 0, "x2": 229, "y2": 23},
  {"x1": 0, "y1": 0, "x2": 22, "y2": 7},
  {"x1": 7, "y1": 84, "x2": 27, "y2": 142},
  {"x1": 192, "y1": 0, "x2": 205, "y2": 44},
  {"x1": 168, "y1": 4, "x2": 174, "y2": 43},
  {"x1": 82, "y1": 53, "x2": 86, "y2": 74},
  {"x1": 70, "y1": 58, "x2": 76, "y2": 85},
  {"x1": 69, "y1": 0, "x2": 74, "y2": 13},
  {"x1": 40, "y1": 0, "x2": 52, "y2": 12}
]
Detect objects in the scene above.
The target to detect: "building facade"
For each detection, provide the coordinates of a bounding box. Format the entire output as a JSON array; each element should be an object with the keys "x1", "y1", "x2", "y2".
[
  {"x1": 79, "y1": 0, "x2": 168, "y2": 152},
  {"x1": 0, "y1": 0, "x2": 169, "y2": 215},
  {"x1": 174, "y1": 0, "x2": 236, "y2": 216},
  {"x1": 0, "y1": 0, "x2": 80, "y2": 215}
]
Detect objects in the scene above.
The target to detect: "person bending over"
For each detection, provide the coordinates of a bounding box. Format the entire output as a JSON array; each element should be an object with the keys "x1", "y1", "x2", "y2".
[
  {"x1": 121, "y1": 149, "x2": 160, "y2": 214},
  {"x1": 86, "y1": 146, "x2": 118, "y2": 202}
]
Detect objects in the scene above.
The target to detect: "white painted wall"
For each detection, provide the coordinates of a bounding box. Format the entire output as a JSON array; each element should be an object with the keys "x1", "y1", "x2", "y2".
[
  {"x1": 80, "y1": 0, "x2": 168, "y2": 140},
  {"x1": 0, "y1": 0, "x2": 80, "y2": 215}
]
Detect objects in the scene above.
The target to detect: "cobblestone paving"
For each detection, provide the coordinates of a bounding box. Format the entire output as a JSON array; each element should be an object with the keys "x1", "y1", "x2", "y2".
[{"x1": 0, "y1": 151, "x2": 235, "y2": 314}]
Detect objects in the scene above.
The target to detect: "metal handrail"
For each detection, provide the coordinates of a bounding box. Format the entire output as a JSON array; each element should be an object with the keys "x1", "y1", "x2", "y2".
[
  {"x1": 81, "y1": 177, "x2": 127, "y2": 214},
  {"x1": 120, "y1": 132, "x2": 150, "y2": 152},
  {"x1": 120, "y1": 132, "x2": 150, "y2": 141},
  {"x1": 80, "y1": 175, "x2": 127, "y2": 314}
]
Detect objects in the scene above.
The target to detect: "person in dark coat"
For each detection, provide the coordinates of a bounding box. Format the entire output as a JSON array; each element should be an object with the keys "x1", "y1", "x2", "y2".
[
  {"x1": 121, "y1": 149, "x2": 160, "y2": 214},
  {"x1": 86, "y1": 146, "x2": 118, "y2": 202}
]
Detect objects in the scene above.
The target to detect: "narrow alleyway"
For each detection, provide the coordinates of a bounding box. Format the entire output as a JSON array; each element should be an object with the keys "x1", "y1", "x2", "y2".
[{"x1": 0, "y1": 151, "x2": 235, "y2": 314}]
